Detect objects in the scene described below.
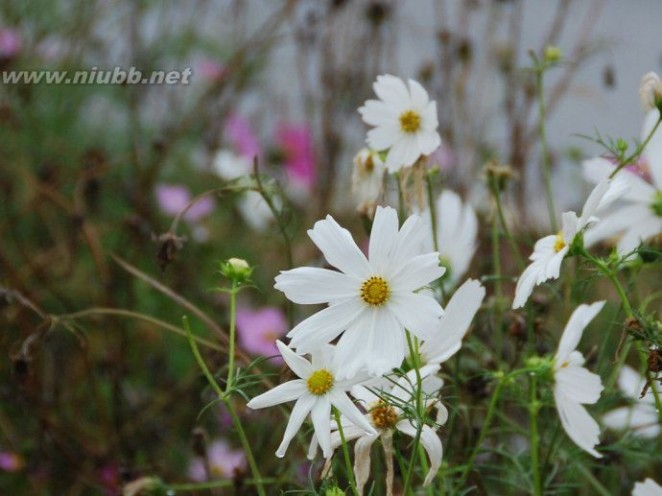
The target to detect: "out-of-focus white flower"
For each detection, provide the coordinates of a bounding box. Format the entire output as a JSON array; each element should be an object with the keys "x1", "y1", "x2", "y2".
[
  {"x1": 246, "y1": 342, "x2": 376, "y2": 458},
  {"x1": 358, "y1": 75, "x2": 441, "y2": 173},
  {"x1": 274, "y1": 206, "x2": 445, "y2": 378},
  {"x1": 633, "y1": 478, "x2": 662, "y2": 496},
  {"x1": 602, "y1": 365, "x2": 660, "y2": 439},
  {"x1": 309, "y1": 366, "x2": 446, "y2": 494},
  {"x1": 582, "y1": 111, "x2": 662, "y2": 255},
  {"x1": 211, "y1": 149, "x2": 275, "y2": 231},
  {"x1": 421, "y1": 190, "x2": 478, "y2": 289},
  {"x1": 351, "y1": 148, "x2": 386, "y2": 217},
  {"x1": 512, "y1": 180, "x2": 614, "y2": 309},
  {"x1": 553, "y1": 301, "x2": 605, "y2": 458},
  {"x1": 639, "y1": 72, "x2": 662, "y2": 112},
  {"x1": 419, "y1": 279, "x2": 485, "y2": 366}
]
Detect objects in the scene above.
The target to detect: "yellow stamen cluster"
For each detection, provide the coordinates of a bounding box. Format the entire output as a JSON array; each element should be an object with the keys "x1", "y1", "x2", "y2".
[
  {"x1": 553, "y1": 232, "x2": 566, "y2": 253},
  {"x1": 399, "y1": 110, "x2": 421, "y2": 134},
  {"x1": 360, "y1": 276, "x2": 390, "y2": 306},
  {"x1": 370, "y1": 401, "x2": 398, "y2": 429},
  {"x1": 307, "y1": 369, "x2": 334, "y2": 396}
]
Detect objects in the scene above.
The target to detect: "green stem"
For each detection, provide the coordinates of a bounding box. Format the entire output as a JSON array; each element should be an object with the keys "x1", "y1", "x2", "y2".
[
  {"x1": 402, "y1": 331, "x2": 425, "y2": 495},
  {"x1": 529, "y1": 375, "x2": 542, "y2": 496},
  {"x1": 335, "y1": 408, "x2": 359, "y2": 496},
  {"x1": 491, "y1": 177, "x2": 526, "y2": 271},
  {"x1": 491, "y1": 185, "x2": 504, "y2": 365},
  {"x1": 536, "y1": 67, "x2": 558, "y2": 232},
  {"x1": 425, "y1": 172, "x2": 440, "y2": 253},
  {"x1": 609, "y1": 116, "x2": 662, "y2": 178},
  {"x1": 227, "y1": 280, "x2": 239, "y2": 389}
]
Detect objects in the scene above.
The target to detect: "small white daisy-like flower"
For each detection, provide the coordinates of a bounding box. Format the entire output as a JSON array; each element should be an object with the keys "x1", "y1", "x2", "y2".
[
  {"x1": 419, "y1": 279, "x2": 485, "y2": 366},
  {"x1": 246, "y1": 341, "x2": 376, "y2": 458},
  {"x1": 512, "y1": 179, "x2": 614, "y2": 309},
  {"x1": 553, "y1": 301, "x2": 605, "y2": 458},
  {"x1": 421, "y1": 190, "x2": 478, "y2": 289},
  {"x1": 633, "y1": 479, "x2": 662, "y2": 496},
  {"x1": 582, "y1": 110, "x2": 662, "y2": 255},
  {"x1": 310, "y1": 366, "x2": 446, "y2": 493},
  {"x1": 602, "y1": 365, "x2": 660, "y2": 439},
  {"x1": 274, "y1": 206, "x2": 445, "y2": 378},
  {"x1": 358, "y1": 74, "x2": 441, "y2": 173},
  {"x1": 351, "y1": 148, "x2": 386, "y2": 216}
]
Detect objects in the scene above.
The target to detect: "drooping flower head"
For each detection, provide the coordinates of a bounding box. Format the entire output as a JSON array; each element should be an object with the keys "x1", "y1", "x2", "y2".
[
  {"x1": 246, "y1": 342, "x2": 376, "y2": 458},
  {"x1": 553, "y1": 301, "x2": 605, "y2": 458},
  {"x1": 351, "y1": 148, "x2": 386, "y2": 217},
  {"x1": 358, "y1": 75, "x2": 441, "y2": 173},
  {"x1": 274, "y1": 206, "x2": 445, "y2": 377}
]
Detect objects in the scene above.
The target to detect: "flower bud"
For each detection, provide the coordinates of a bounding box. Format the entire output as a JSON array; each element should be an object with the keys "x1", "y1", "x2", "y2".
[
  {"x1": 543, "y1": 45, "x2": 562, "y2": 64},
  {"x1": 639, "y1": 71, "x2": 662, "y2": 112},
  {"x1": 352, "y1": 148, "x2": 385, "y2": 217},
  {"x1": 220, "y1": 258, "x2": 253, "y2": 283}
]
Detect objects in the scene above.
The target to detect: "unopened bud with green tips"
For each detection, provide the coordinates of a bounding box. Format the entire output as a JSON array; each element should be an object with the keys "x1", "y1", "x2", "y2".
[
  {"x1": 544, "y1": 45, "x2": 562, "y2": 64},
  {"x1": 220, "y1": 258, "x2": 253, "y2": 284}
]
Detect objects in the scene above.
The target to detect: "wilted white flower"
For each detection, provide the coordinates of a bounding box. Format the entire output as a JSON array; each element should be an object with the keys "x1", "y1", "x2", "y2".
[
  {"x1": 582, "y1": 110, "x2": 662, "y2": 255},
  {"x1": 553, "y1": 301, "x2": 605, "y2": 458},
  {"x1": 358, "y1": 75, "x2": 441, "y2": 173},
  {"x1": 633, "y1": 478, "x2": 662, "y2": 496},
  {"x1": 639, "y1": 72, "x2": 662, "y2": 112},
  {"x1": 419, "y1": 279, "x2": 485, "y2": 366},
  {"x1": 351, "y1": 148, "x2": 386, "y2": 216},
  {"x1": 275, "y1": 206, "x2": 445, "y2": 378},
  {"x1": 246, "y1": 341, "x2": 376, "y2": 458},
  {"x1": 602, "y1": 365, "x2": 660, "y2": 439},
  {"x1": 512, "y1": 180, "x2": 614, "y2": 309},
  {"x1": 421, "y1": 190, "x2": 478, "y2": 289}
]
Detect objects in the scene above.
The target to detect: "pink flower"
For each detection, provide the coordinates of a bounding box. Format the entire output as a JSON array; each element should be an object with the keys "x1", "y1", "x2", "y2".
[
  {"x1": 0, "y1": 451, "x2": 24, "y2": 472},
  {"x1": 276, "y1": 123, "x2": 316, "y2": 192},
  {"x1": 0, "y1": 29, "x2": 21, "y2": 59},
  {"x1": 236, "y1": 307, "x2": 287, "y2": 360},
  {"x1": 226, "y1": 114, "x2": 261, "y2": 160},
  {"x1": 194, "y1": 59, "x2": 227, "y2": 82},
  {"x1": 154, "y1": 184, "x2": 215, "y2": 222},
  {"x1": 429, "y1": 143, "x2": 455, "y2": 170},
  {"x1": 188, "y1": 440, "x2": 246, "y2": 481}
]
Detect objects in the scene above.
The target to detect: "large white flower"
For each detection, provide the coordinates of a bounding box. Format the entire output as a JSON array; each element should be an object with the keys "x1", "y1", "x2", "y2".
[
  {"x1": 512, "y1": 179, "x2": 613, "y2": 309},
  {"x1": 582, "y1": 109, "x2": 662, "y2": 255},
  {"x1": 358, "y1": 75, "x2": 441, "y2": 173},
  {"x1": 421, "y1": 190, "x2": 478, "y2": 289},
  {"x1": 602, "y1": 365, "x2": 660, "y2": 439},
  {"x1": 274, "y1": 206, "x2": 445, "y2": 378},
  {"x1": 553, "y1": 301, "x2": 605, "y2": 458},
  {"x1": 246, "y1": 341, "x2": 376, "y2": 458},
  {"x1": 419, "y1": 279, "x2": 485, "y2": 366},
  {"x1": 309, "y1": 366, "x2": 447, "y2": 494},
  {"x1": 633, "y1": 479, "x2": 662, "y2": 496}
]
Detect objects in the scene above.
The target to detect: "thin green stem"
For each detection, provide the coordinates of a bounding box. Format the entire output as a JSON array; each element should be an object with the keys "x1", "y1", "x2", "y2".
[
  {"x1": 227, "y1": 280, "x2": 239, "y2": 389},
  {"x1": 491, "y1": 186, "x2": 504, "y2": 365},
  {"x1": 335, "y1": 408, "x2": 359, "y2": 496},
  {"x1": 402, "y1": 331, "x2": 424, "y2": 495},
  {"x1": 529, "y1": 375, "x2": 542, "y2": 496},
  {"x1": 184, "y1": 317, "x2": 225, "y2": 399},
  {"x1": 609, "y1": 116, "x2": 662, "y2": 178},
  {"x1": 491, "y1": 178, "x2": 525, "y2": 271},
  {"x1": 536, "y1": 67, "x2": 558, "y2": 232},
  {"x1": 425, "y1": 172, "x2": 440, "y2": 253}
]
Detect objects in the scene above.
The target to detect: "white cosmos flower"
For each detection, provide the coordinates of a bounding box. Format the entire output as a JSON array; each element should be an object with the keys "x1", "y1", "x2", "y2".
[
  {"x1": 421, "y1": 190, "x2": 478, "y2": 289},
  {"x1": 274, "y1": 206, "x2": 445, "y2": 378},
  {"x1": 419, "y1": 279, "x2": 485, "y2": 366},
  {"x1": 351, "y1": 148, "x2": 386, "y2": 216},
  {"x1": 309, "y1": 366, "x2": 447, "y2": 494},
  {"x1": 582, "y1": 110, "x2": 662, "y2": 255},
  {"x1": 512, "y1": 179, "x2": 614, "y2": 309},
  {"x1": 553, "y1": 301, "x2": 605, "y2": 458},
  {"x1": 358, "y1": 74, "x2": 441, "y2": 173},
  {"x1": 633, "y1": 479, "x2": 662, "y2": 496},
  {"x1": 602, "y1": 365, "x2": 660, "y2": 439},
  {"x1": 246, "y1": 341, "x2": 376, "y2": 458}
]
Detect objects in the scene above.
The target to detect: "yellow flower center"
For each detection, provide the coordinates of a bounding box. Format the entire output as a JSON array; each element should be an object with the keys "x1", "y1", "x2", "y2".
[
  {"x1": 360, "y1": 276, "x2": 390, "y2": 306},
  {"x1": 553, "y1": 232, "x2": 566, "y2": 253},
  {"x1": 399, "y1": 110, "x2": 421, "y2": 133},
  {"x1": 370, "y1": 401, "x2": 398, "y2": 429},
  {"x1": 307, "y1": 369, "x2": 334, "y2": 396}
]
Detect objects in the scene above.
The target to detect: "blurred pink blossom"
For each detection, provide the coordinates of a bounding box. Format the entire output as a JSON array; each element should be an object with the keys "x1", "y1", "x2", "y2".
[
  {"x1": 429, "y1": 143, "x2": 456, "y2": 170},
  {"x1": 236, "y1": 307, "x2": 287, "y2": 360},
  {"x1": 0, "y1": 451, "x2": 24, "y2": 472},
  {"x1": 226, "y1": 114, "x2": 261, "y2": 160},
  {"x1": 0, "y1": 28, "x2": 21, "y2": 59},
  {"x1": 188, "y1": 440, "x2": 246, "y2": 481},
  {"x1": 276, "y1": 123, "x2": 316, "y2": 192},
  {"x1": 154, "y1": 184, "x2": 215, "y2": 222},
  {"x1": 195, "y1": 59, "x2": 227, "y2": 82}
]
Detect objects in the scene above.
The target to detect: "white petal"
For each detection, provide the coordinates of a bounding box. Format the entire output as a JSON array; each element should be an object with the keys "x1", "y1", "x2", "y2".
[
  {"x1": 633, "y1": 478, "x2": 662, "y2": 496},
  {"x1": 417, "y1": 129, "x2": 442, "y2": 156},
  {"x1": 274, "y1": 267, "x2": 359, "y2": 305},
  {"x1": 389, "y1": 252, "x2": 445, "y2": 292},
  {"x1": 354, "y1": 433, "x2": 379, "y2": 495},
  {"x1": 408, "y1": 79, "x2": 430, "y2": 109},
  {"x1": 247, "y1": 379, "x2": 307, "y2": 409},
  {"x1": 366, "y1": 124, "x2": 400, "y2": 151},
  {"x1": 512, "y1": 260, "x2": 543, "y2": 309},
  {"x1": 276, "y1": 341, "x2": 313, "y2": 379},
  {"x1": 555, "y1": 365, "x2": 603, "y2": 404},
  {"x1": 388, "y1": 214, "x2": 427, "y2": 268},
  {"x1": 617, "y1": 365, "x2": 646, "y2": 399},
  {"x1": 308, "y1": 215, "x2": 371, "y2": 278},
  {"x1": 642, "y1": 108, "x2": 662, "y2": 189},
  {"x1": 373, "y1": 74, "x2": 411, "y2": 111},
  {"x1": 350, "y1": 384, "x2": 380, "y2": 408},
  {"x1": 311, "y1": 399, "x2": 333, "y2": 458},
  {"x1": 617, "y1": 216, "x2": 662, "y2": 254},
  {"x1": 555, "y1": 302, "x2": 605, "y2": 363},
  {"x1": 367, "y1": 309, "x2": 408, "y2": 374},
  {"x1": 578, "y1": 179, "x2": 611, "y2": 228},
  {"x1": 396, "y1": 422, "x2": 443, "y2": 486},
  {"x1": 275, "y1": 394, "x2": 316, "y2": 457},
  {"x1": 369, "y1": 206, "x2": 400, "y2": 273},
  {"x1": 359, "y1": 99, "x2": 397, "y2": 127},
  {"x1": 389, "y1": 292, "x2": 444, "y2": 340},
  {"x1": 554, "y1": 389, "x2": 602, "y2": 458},
  {"x1": 329, "y1": 389, "x2": 377, "y2": 435}
]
